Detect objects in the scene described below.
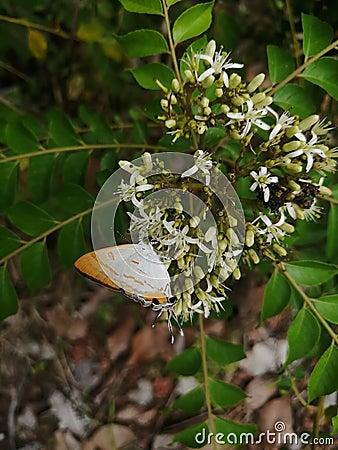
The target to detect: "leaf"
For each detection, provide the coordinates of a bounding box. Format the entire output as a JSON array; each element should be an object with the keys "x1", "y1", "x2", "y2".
[
  {"x1": 261, "y1": 271, "x2": 290, "y2": 321},
  {"x1": 210, "y1": 380, "x2": 246, "y2": 408},
  {"x1": 21, "y1": 242, "x2": 51, "y2": 292},
  {"x1": 27, "y1": 154, "x2": 55, "y2": 202},
  {"x1": 267, "y1": 45, "x2": 295, "y2": 83},
  {"x1": 173, "y1": 422, "x2": 209, "y2": 448},
  {"x1": 77, "y1": 18, "x2": 104, "y2": 42},
  {"x1": 57, "y1": 220, "x2": 87, "y2": 268},
  {"x1": 49, "y1": 110, "x2": 80, "y2": 146},
  {"x1": 206, "y1": 336, "x2": 245, "y2": 366},
  {"x1": 313, "y1": 295, "x2": 338, "y2": 324},
  {"x1": 56, "y1": 183, "x2": 94, "y2": 214},
  {"x1": 285, "y1": 308, "x2": 321, "y2": 364},
  {"x1": 302, "y1": 57, "x2": 338, "y2": 101},
  {"x1": 326, "y1": 205, "x2": 338, "y2": 262},
  {"x1": 28, "y1": 29, "x2": 47, "y2": 59},
  {"x1": 116, "y1": 29, "x2": 168, "y2": 57},
  {"x1": 308, "y1": 343, "x2": 338, "y2": 402},
  {"x1": 0, "y1": 266, "x2": 18, "y2": 320},
  {"x1": 62, "y1": 151, "x2": 89, "y2": 185},
  {"x1": 214, "y1": 417, "x2": 258, "y2": 445},
  {"x1": 118, "y1": 0, "x2": 162, "y2": 15},
  {"x1": 8, "y1": 201, "x2": 57, "y2": 236},
  {"x1": 273, "y1": 84, "x2": 316, "y2": 118},
  {"x1": 166, "y1": 0, "x2": 182, "y2": 6},
  {"x1": 285, "y1": 260, "x2": 338, "y2": 286},
  {"x1": 332, "y1": 414, "x2": 338, "y2": 434},
  {"x1": 172, "y1": 386, "x2": 204, "y2": 413},
  {"x1": 0, "y1": 226, "x2": 21, "y2": 259},
  {"x1": 0, "y1": 162, "x2": 18, "y2": 211},
  {"x1": 6, "y1": 122, "x2": 40, "y2": 154},
  {"x1": 173, "y1": 1, "x2": 214, "y2": 45},
  {"x1": 131, "y1": 63, "x2": 175, "y2": 90},
  {"x1": 166, "y1": 347, "x2": 201, "y2": 376},
  {"x1": 302, "y1": 13, "x2": 333, "y2": 57}
]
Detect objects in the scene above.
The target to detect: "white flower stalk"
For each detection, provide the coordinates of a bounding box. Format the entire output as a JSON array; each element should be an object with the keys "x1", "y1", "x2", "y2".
[
  {"x1": 195, "y1": 41, "x2": 243, "y2": 88},
  {"x1": 286, "y1": 132, "x2": 327, "y2": 173},
  {"x1": 267, "y1": 109, "x2": 296, "y2": 140},
  {"x1": 250, "y1": 166, "x2": 278, "y2": 202},
  {"x1": 181, "y1": 150, "x2": 213, "y2": 185},
  {"x1": 227, "y1": 100, "x2": 270, "y2": 138}
]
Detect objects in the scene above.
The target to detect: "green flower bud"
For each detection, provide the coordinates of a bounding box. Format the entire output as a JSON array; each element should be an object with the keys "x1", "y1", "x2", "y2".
[
  {"x1": 248, "y1": 249, "x2": 260, "y2": 264},
  {"x1": 298, "y1": 115, "x2": 319, "y2": 132},
  {"x1": 286, "y1": 163, "x2": 302, "y2": 173},
  {"x1": 283, "y1": 141, "x2": 302, "y2": 152},
  {"x1": 215, "y1": 88, "x2": 223, "y2": 98},
  {"x1": 220, "y1": 104, "x2": 230, "y2": 114},
  {"x1": 206, "y1": 40, "x2": 216, "y2": 58},
  {"x1": 165, "y1": 119, "x2": 176, "y2": 129},
  {"x1": 200, "y1": 97, "x2": 209, "y2": 108},
  {"x1": 154, "y1": 78, "x2": 168, "y2": 93},
  {"x1": 247, "y1": 73, "x2": 265, "y2": 93},
  {"x1": 273, "y1": 243, "x2": 287, "y2": 256},
  {"x1": 245, "y1": 229, "x2": 255, "y2": 247},
  {"x1": 286, "y1": 125, "x2": 300, "y2": 138},
  {"x1": 204, "y1": 106, "x2": 212, "y2": 116},
  {"x1": 190, "y1": 216, "x2": 200, "y2": 228},
  {"x1": 184, "y1": 70, "x2": 194, "y2": 83},
  {"x1": 202, "y1": 75, "x2": 215, "y2": 89},
  {"x1": 293, "y1": 204, "x2": 305, "y2": 220},
  {"x1": 233, "y1": 266, "x2": 241, "y2": 280},
  {"x1": 319, "y1": 185, "x2": 332, "y2": 196},
  {"x1": 252, "y1": 92, "x2": 266, "y2": 105},
  {"x1": 142, "y1": 152, "x2": 153, "y2": 171},
  {"x1": 232, "y1": 96, "x2": 245, "y2": 107},
  {"x1": 171, "y1": 78, "x2": 180, "y2": 92},
  {"x1": 288, "y1": 180, "x2": 301, "y2": 191},
  {"x1": 254, "y1": 96, "x2": 273, "y2": 108},
  {"x1": 280, "y1": 222, "x2": 295, "y2": 233},
  {"x1": 229, "y1": 73, "x2": 242, "y2": 89}
]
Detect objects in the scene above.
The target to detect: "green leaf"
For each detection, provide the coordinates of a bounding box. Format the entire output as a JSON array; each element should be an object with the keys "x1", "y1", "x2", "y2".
[
  {"x1": 21, "y1": 115, "x2": 46, "y2": 139},
  {"x1": 118, "y1": 0, "x2": 162, "y2": 15},
  {"x1": 27, "y1": 154, "x2": 55, "y2": 202},
  {"x1": 206, "y1": 336, "x2": 245, "y2": 366},
  {"x1": 302, "y1": 13, "x2": 333, "y2": 57},
  {"x1": 308, "y1": 343, "x2": 338, "y2": 402},
  {"x1": 210, "y1": 380, "x2": 246, "y2": 408},
  {"x1": 267, "y1": 45, "x2": 295, "y2": 83},
  {"x1": 332, "y1": 414, "x2": 338, "y2": 434},
  {"x1": 173, "y1": 1, "x2": 214, "y2": 45},
  {"x1": 286, "y1": 260, "x2": 338, "y2": 286},
  {"x1": 57, "y1": 220, "x2": 87, "y2": 268},
  {"x1": 166, "y1": 347, "x2": 201, "y2": 375},
  {"x1": 131, "y1": 63, "x2": 175, "y2": 90},
  {"x1": 326, "y1": 205, "x2": 338, "y2": 262},
  {"x1": 214, "y1": 417, "x2": 258, "y2": 445},
  {"x1": 273, "y1": 84, "x2": 316, "y2": 118},
  {"x1": 62, "y1": 151, "x2": 89, "y2": 185},
  {"x1": 56, "y1": 183, "x2": 94, "y2": 214},
  {"x1": 0, "y1": 226, "x2": 21, "y2": 259},
  {"x1": 8, "y1": 201, "x2": 57, "y2": 236},
  {"x1": 0, "y1": 162, "x2": 18, "y2": 211},
  {"x1": 116, "y1": 29, "x2": 168, "y2": 57},
  {"x1": 302, "y1": 57, "x2": 338, "y2": 101},
  {"x1": 286, "y1": 308, "x2": 321, "y2": 364},
  {"x1": 0, "y1": 266, "x2": 18, "y2": 320},
  {"x1": 172, "y1": 386, "x2": 204, "y2": 413},
  {"x1": 166, "y1": 0, "x2": 182, "y2": 6},
  {"x1": 173, "y1": 422, "x2": 209, "y2": 448},
  {"x1": 21, "y1": 242, "x2": 51, "y2": 292},
  {"x1": 261, "y1": 271, "x2": 290, "y2": 321},
  {"x1": 313, "y1": 295, "x2": 338, "y2": 324},
  {"x1": 49, "y1": 110, "x2": 80, "y2": 146},
  {"x1": 5, "y1": 122, "x2": 40, "y2": 154}
]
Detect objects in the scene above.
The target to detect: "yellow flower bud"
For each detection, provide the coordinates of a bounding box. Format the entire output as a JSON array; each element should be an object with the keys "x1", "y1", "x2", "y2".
[
  {"x1": 248, "y1": 249, "x2": 260, "y2": 264},
  {"x1": 273, "y1": 243, "x2": 287, "y2": 256},
  {"x1": 245, "y1": 229, "x2": 255, "y2": 247}
]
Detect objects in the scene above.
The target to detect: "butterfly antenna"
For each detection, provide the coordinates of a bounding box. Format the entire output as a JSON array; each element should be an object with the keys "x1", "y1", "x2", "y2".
[
  {"x1": 167, "y1": 314, "x2": 175, "y2": 344},
  {"x1": 152, "y1": 310, "x2": 163, "y2": 328},
  {"x1": 171, "y1": 309, "x2": 184, "y2": 337}
]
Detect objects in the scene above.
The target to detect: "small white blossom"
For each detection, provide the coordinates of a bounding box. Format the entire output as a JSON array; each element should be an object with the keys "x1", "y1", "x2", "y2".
[
  {"x1": 128, "y1": 206, "x2": 163, "y2": 242},
  {"x1": 267, "y1": 108, "x2": 296, "y2": 140},
  {"x1": 117, "y1": 180, "x2": 153, "y2": 207},
  {"x1": 195, "y1": 42, "x2": 243, "y2": 88},
  {"x1": 250, "y1": 166, "x2": 278, "y2": 202},
  {"x1": 252, "y1": 214, "x2": 285, "y2": 244},
  {"x1": 286, "y1": 132, "x2": 327, "y2": 173},
  {"x1": 227, "y1": 100, "x2": 270, "y2": 138},
  {"x1": 303, "y1": 200, "x2": 322, "y2": 221},
  {"x1": 181, "y1": 150, "x2": 213, "y2": 185},
  {"x1": 161, "y1": 221, "x2": 198, "y2": 252},
  {"x1": 279, "y1": 202, "x2": 296, "y2": 220}
]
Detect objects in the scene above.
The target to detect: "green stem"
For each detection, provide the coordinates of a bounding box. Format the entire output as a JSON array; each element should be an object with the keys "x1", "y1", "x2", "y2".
[
  {"x1": 285, "y1": 0, "x2": 301, "y2": 68},
  {"x1": 0, "y1": 207, "x2": 93, "y2": 266},
  {"x1": 161, "y1": 0, "x2": 183, "y2": 88},
  {"x1": 0, "y1": 14, "x2": 69, "y2": 39},
  {"x1": 0, "y1": 143, "x2": 166, "y2": 163},
  {"x1": 318, "y1": 194, "x2": 338, "y2": 205},
  {"x1": 268, "y1": 39, "x2": 338, "y2": 95},
  {"x1": 312, "y1": 396, "x2": 324, "y2": 450},
  {"x1": 199, "y1": 314, "x2": 217, "y2": 450},
  {"x1": 288, "y1": 371, "x2": 308, "y2": 407},
  {"x1": 279, "y1": 263, "x2": 338, "y2": 345}
]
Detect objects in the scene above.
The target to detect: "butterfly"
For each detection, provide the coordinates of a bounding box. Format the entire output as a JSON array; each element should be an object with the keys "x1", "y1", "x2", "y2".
[{"x1": 74, "y1": 244, "x2": 182, "y2": 341}]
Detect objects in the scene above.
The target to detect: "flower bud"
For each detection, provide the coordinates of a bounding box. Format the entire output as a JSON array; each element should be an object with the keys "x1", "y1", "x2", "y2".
[
  {"x1": 154, "y1": 78, "x2": 168, "y2": 93},
  {"x1": 204, "y1": 107, "x2": 212, "y2": 116},
  {"x1": 286, "y1": 163, "x2": 302, "y2": 173},
  {"x1": 229, "y1": 73, "x2": 241, "y2": 89},
  {"x1": 165, "y1": 119, "x2": 176, "y2": 129},
  {"x1": 319, "y1": 185, "x2": 332, "y2": 196},
  {"x1": 142, "y1": 152, "x2": 153, "y2": 171},
  {"x1": 248, "y1": 249, "x2": 260, "y2": 264},
  {"x1": 206, "y1": 40, "x2": 216, "y2": 58},
  {"x1": 288, "y1": 180, "x2": 301, "y2": 191},
  {"x1": 215, "y1": 88, "x2": 223, "y2": 98},
  {"x1": 283, "y1": 141, "x2": 302, "y2": 152},
  {"x1": 255, "y1": 96, "x2": 273, "y2": 108},
  {"x1": 220, "y1": 104, "x2": 230, "y2": 114},
  {"x1": 200, "y1": 97, "x2": 209, "y2": 108},
  {"x1": 298, "y1": 115, "x2": 319, "y2": 132},
  {"x1": 202, "y1": 75, "x2": 215, "y2": 89},
  {"x1": 247, "y1": 73, "x2": 265, "y2": 93},
  {"x1": 233, "y1": 266, "x2": 241, "y2": 280},
  {"x1": 273, "y1": 243, "x2": 287, "y2": 256},
  {"x1": 190, "y1": 216, "x2": 200, "y2": 228},
  {"x1": 232, "y1": 96, "x2": 245, "y2": 107},
  {"x1": 160, "y1": 99, "x2": 168, "y2": 110},
  {"x1": 119, "y1": 160, "x2": 137, "y2": 173},
  {"x1": 184, "y1": 70, "x2": 194, "y2": 83},
  {"x1": 280, "y1": 222, "x2": 295, "y2": 233},
  {"x1": 245, "y1": 229, "x2": 255, "y2": 247},
  {"x1": 293, "y1": 204, "x2": 305, "y2": 220},
  {"x1": 171, "y1": 78, "x2": 180, "y2": 92},
  {"x1": 252, "y1": 92, "x2": 266, "y2": 105}
]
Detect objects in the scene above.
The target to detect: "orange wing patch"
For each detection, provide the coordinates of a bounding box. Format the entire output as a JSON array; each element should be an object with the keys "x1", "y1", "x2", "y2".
[{"x1": 74, "y1": 251, "x2": 119, "y2": 290}]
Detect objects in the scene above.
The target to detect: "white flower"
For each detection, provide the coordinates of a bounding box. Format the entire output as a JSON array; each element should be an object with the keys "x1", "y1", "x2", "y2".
[
  {"x1": 279, "y1": 202, "x2": 296, "y2": 220},
  {"x1": 250, "y1": 166, "x2": 278, "y2": 202},
  {"x1": 267, "y1": 108, "x2": 296, "y2": 140},
  {"x1": 227, "y1": 100, "x2": 270, "y2": 138},
  {"x1": 195, "y1": 43, "x2": 243, "y2": 88},
  {"x1": 252, "y1": 214, "x2": 285, "y2": 244},
  {"x1": 303, "y1": 200, "x2": 322, "y2": 221},
  {"x1": 181, "y1": 150, "x2": 213, "y2": 185},
  {"x1": 161, "y1": 221, "x2": 198, "y2": 252},
  {"x1": 128, "y1": 206, "x2": 163, "y2": 242},
  {"x1": 286, "y1": 132, "x2": 327, "y2": 173},
  {"x1": 117, "y1": 180, "x2": 153, "y2": 207}
]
